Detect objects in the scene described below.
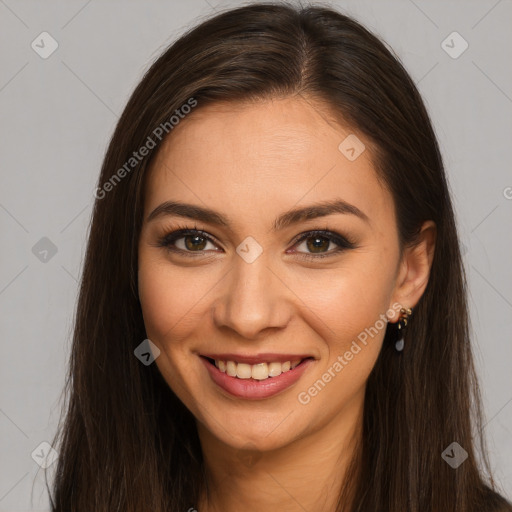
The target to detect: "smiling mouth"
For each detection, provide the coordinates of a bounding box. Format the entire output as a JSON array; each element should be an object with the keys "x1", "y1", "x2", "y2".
[{"x1": 201, "y1": 356, "x2": 314, "y2": 381}]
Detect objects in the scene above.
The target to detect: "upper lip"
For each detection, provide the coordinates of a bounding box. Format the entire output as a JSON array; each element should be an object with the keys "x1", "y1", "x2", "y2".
[{"x1": 201, "y1": 353, "x2": 313, "y2": 364}]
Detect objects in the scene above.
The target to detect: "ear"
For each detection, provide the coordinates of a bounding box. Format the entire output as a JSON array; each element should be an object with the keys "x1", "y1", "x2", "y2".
[{"x1": 388, "y1": 220, "x2": 436, "y2": 322}]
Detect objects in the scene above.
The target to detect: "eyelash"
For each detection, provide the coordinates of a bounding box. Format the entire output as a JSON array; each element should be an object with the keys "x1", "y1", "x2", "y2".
[{"x1": 155, "y1": 222, "x2": 357, "y2": 260}]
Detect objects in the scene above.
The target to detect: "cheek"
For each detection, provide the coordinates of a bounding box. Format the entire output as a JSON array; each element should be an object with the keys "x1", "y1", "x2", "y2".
[
  {"x1": 137, "y1": 255, "x2": 213, "y2": 410},
  {"x1": 296, "y1": 257, "x2": 395, "y2": 394},
  {"x1": 137, "y1": 255, "x2": 207, "y2": 344},
  {"x1": 290, "y1": 291, "x2": 390, "y2": 427}
]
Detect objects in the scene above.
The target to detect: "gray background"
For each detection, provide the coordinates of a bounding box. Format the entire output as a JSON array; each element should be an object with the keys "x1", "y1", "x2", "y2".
[{"x1": 0, "y1": 0, "x2": 511, "y2": 509}]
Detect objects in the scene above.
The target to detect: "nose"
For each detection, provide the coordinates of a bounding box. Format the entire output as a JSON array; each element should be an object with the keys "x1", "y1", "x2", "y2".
[{"x1": 211, "y1": 253, "x2": 290, "y2": 339}]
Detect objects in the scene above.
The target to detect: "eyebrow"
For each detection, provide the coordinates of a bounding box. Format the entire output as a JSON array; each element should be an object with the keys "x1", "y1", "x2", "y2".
[{"x1": 146, "y1": 198, "x2": 370, "y2": 230}]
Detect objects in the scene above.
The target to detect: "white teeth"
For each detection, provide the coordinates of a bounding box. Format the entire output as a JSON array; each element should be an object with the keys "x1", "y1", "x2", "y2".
[
  {"x1": 251, "y1": 363, "x2": 268, "y2": 380},
  {"x1": 226, "y1": 360, "x2": 237, "y2": 377},
  {"x1": 268, "y1": 362, "x2": 282, "y2": 377},
  {"x1": 214, "y1": 358, "x2": 306, "y2": 380},
  {"x1": 236, "y1": 363, "x2": 252, "y2": 379}
]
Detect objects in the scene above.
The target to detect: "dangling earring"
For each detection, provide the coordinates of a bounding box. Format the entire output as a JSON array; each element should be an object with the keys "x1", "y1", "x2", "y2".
[{"x1": 395, "y1": 307, "x2": 412, "y2": 352}]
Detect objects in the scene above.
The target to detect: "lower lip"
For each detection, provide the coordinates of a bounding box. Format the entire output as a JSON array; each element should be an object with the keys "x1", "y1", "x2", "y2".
[{"x1": 200, "y1": 356, "x2": 314, "y2": 400}]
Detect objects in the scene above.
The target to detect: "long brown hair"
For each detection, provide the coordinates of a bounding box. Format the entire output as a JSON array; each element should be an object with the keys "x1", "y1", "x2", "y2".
[{"x1": 47, "y1": 2, "x2": 511, "y2": 511}]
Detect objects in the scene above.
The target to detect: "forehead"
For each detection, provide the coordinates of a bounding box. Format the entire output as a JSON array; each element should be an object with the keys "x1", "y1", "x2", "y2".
[{"x1": 143, "y1": 97, "x2": 393, "y2": 229}]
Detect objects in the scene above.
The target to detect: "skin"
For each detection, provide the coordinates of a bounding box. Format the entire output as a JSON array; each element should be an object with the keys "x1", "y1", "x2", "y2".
[{"x1": 137, "y1": 96, "x2": 436, "y2": 512}]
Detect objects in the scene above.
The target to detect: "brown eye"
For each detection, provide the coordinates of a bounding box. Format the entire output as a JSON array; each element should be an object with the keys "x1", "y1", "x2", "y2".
[
  {"x1": 302, "y1": 235, "x2": 332, "y2": 254},
  {"x1": 183, "y1": 234, "x2": 208, "y2": 251},
  {"x1": 158, "y1": 229, "x2": 220, "y2": 256},
  {"x1": 157, "y1": 227, "x2": 356, "y2": 259},
  {"x1": 290, "y1": 230, "x2": 356, "y2": 259}
]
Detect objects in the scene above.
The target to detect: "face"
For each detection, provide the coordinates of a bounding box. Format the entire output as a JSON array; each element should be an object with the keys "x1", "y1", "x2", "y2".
[{"x1": 137, "y1": 96, "x2": 405, "y2": 452}]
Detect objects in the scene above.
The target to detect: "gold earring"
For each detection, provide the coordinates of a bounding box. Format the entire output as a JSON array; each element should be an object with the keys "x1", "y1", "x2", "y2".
[{"x1": 395, "y1": 307, "x2": 412, "y2": 352}]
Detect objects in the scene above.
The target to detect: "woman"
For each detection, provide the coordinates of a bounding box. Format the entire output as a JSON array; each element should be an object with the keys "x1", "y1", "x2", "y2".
[{"x1": 47, "y1": 2, "x2": 512, "y2": 511}]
